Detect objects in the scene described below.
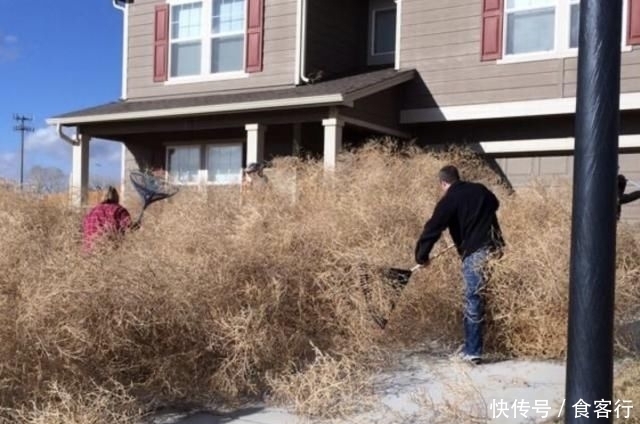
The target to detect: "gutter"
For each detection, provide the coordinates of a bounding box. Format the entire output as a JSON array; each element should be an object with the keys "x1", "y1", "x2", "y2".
[
  {"x1": 112, "y1": 0, "x2": 129, "y2": 99},
  {"x1": 46, "y1": 94, "x2": 347, "y2": 126}
]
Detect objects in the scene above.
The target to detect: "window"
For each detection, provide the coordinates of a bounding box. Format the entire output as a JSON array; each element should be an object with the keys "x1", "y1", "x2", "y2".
[
  {"x1": 505, "y1": 0, "x2": 556, "y2": 55},
  {"x1": 167, "y1": 145, "x2": 201, "y2": 184},
  {"x1": 503, "y1": 0, "x2": 629, "y2": 60},
  {"x1": 169, "y1": 0, "x2": 246, "y2": 79},
  {"x1": 166, "y1": 143, "x2": 243, "y2": 185},
  {"x1": 569, "y1": 0, "x2": 579, "y2": 48},
  {"x1": 373, "y1": 9, "x2": 396, "y2": 55},
  {"x1": 211, "y1": 0, "x2": 245, "y2": 72},
  {"x1": 206, "y1": 144, "x2": 243, "y2": 184},
  {"x1": 368, "y1": 0, "x2": 397, "y2": 66}
]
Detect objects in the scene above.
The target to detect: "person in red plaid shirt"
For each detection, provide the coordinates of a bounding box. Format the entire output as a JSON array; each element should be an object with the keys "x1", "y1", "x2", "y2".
[{"x1": 82, "y1": 186, "x2": 134, "y2": 252}]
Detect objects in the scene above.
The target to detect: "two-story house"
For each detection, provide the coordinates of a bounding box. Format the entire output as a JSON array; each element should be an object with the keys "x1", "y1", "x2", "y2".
[{"x1": 47, "y1": 0, "x2": 640, "y2": 219}]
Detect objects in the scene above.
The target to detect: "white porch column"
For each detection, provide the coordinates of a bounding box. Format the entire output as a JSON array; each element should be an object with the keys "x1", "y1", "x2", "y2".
[
  {"x1": 70, "y1": 134, "x2": 90, "y2": 207},
  {"x1": 245, "y1": 123, "x2": 266, "y2": 166},
  {"x1": 322, "y1": 118, "x2": 344, "y2": 170}
]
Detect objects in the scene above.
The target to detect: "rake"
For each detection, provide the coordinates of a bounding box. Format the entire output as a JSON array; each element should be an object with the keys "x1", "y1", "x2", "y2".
[
  {"x1": 130, "y1": 170, "x2": 180, "y2": 226},
  {"x1": 360, "y1": 245, "x2": 455, "y2": 329}
]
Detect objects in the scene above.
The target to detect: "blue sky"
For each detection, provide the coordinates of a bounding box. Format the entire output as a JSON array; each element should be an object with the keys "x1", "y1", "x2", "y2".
[{"x1": 0, "y1": 0, "x2": 124, "y2": 185}]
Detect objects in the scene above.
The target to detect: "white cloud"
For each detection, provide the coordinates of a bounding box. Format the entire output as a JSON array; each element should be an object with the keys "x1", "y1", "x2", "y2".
[
  {"x1": 0, "y1": 152, "x2": 17, "y2": 180},
  {"x1": 0, "y1": 32, "x2": 19, "y2": 62},
  {"x1": 25, "y1": 126, "x2": 71, "y2": 160},
  {"x1": 24, "y1": 126, "x2": 122, "y2": 180}
]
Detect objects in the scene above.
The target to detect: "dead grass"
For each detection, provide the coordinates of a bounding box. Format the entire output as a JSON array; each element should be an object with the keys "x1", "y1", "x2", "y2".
[
  {"x1": 266, "y1": 342, "x2": 376, "y2": 419},
  {"x1": 0, "y1": 141, "x2": 638, "y2": 421},
  {"x1": 615, "y1": 358, "x2": 640, "y2": 423}
]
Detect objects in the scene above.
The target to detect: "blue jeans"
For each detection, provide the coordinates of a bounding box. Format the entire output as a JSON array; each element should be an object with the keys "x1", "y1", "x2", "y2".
[{"x1": 461, "y1": 247, "x2": 490, "y2": 357}]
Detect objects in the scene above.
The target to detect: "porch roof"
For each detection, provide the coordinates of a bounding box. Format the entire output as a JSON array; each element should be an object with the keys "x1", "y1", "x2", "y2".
[{"x1": 47, "y1": 68, "x2": 415, "y2": 126}]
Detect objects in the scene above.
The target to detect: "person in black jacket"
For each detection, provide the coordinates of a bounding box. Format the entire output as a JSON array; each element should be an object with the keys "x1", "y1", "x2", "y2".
[
  {"x1": 617, "y1": 174, "x2": 640, "y2": 221},
  {"x1": 415, "y1": 165, "x2": 505, "y2": 365}
]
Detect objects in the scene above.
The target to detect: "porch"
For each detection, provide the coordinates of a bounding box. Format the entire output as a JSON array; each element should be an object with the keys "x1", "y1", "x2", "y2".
[{"x1": 46, "y1": 68, "x2": 415, "y2": 205}]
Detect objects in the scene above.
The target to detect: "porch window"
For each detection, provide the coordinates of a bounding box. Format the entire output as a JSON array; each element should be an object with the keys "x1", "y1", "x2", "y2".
[
  {"x1": 166, "y1": 143, "x2": 243, "y2": 185},
  {"x1": 206, "y1": 144, "x2": 243, "y2": 184},
  {"x1": 167, "y1": 145, "x2": 201, "y2": 184},
  {"x1": 168, "y1": 0, "x2": 246, "y2": 78}
]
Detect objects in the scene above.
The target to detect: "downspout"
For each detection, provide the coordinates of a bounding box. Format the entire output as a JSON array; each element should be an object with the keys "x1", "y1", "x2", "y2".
[
  {"x1": 113, "y1": 0, "x2": 129, "y2": 197},
  {"x1": 299, "y1": 0, "x2": 310, "y2": 83},
  {"x1": 112, "y1": 0, "x2": 128, "y2": 99},
  {"x1": 294, "y1": 0, "x2": 302, "y2": 84},
  {"x1": 394, "y1": 0, "x2": 401, "y2": 70},
  {"x1": 57, "y1": 124, "x2": 80, "y2": 146}
]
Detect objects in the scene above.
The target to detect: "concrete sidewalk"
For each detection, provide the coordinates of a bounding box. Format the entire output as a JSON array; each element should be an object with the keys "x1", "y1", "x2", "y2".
[{"x1": 147, "y1": 351, "x2": 573, "y2": 424}]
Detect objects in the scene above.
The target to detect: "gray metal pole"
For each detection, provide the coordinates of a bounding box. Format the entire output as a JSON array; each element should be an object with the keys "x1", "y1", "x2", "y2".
[{"x1": 565, "y1": 0, "x2": 622, "y2": 423}]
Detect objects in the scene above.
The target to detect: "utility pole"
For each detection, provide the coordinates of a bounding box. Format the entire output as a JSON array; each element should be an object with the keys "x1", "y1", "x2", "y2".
[{"x1": 12, "y1": 114, "x2": 34, "y2": 189}]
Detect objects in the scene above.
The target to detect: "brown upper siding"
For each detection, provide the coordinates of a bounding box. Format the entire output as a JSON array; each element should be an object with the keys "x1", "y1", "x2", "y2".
[
  {"x1": 127, "y1": 0, "x2": 297, "y2": 99},
  {"x1": 401, "y1": 0, "x2": 640, "y2": 109}
]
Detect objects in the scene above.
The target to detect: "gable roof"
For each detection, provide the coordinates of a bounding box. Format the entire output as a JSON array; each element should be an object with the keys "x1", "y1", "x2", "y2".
[{"x1": 47, "y1": 68, "x2": 415, "y2": 126}]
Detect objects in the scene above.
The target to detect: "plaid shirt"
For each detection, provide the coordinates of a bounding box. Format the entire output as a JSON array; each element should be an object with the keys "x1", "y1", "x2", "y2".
[{"x1": 82, "y1": 202, "x2": 132, "y2": 251}]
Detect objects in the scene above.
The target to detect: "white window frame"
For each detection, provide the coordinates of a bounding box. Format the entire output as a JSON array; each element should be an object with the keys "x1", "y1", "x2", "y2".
[
  {"x1": 205, "y1": 142, "x2": 244, "y2": 185},
  {"x1": 166, "y1": 0, "x2": 249, "y2": 84},
  {"x1": 499, "y1": 0, "x2": 632, "y2": 64},
  {"x1": 165, "y1": 141, "x2": 244, "y2": 186}
]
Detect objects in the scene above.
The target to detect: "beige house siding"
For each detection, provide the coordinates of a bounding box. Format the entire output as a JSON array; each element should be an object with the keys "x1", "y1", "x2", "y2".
[
  {"x1": 400, "y1": 0, "x2": 640, "y2": 109},
  {"x1": 495, "y1": 153, "x2": 640, "y2": 222},
  {"x1": 339, "y1": 87, "x2": 402, "y2": 130},
  {"x1": 127, "y1": 0, "x2": 297, "y2": 99}
]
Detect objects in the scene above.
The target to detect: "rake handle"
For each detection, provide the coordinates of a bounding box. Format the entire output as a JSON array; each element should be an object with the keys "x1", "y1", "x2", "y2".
[{"x1": 411, "y1": 244, "x2": 456, "y2": 272}]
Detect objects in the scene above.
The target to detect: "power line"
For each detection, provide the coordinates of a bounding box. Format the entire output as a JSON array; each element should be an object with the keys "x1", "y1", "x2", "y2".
[{"x1": 12, "y1": 114, "x2": 34, "y2": 189}]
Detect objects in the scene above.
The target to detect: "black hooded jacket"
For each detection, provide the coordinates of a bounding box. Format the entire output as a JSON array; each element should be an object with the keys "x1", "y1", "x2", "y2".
[{"x1": 415, "y1": 181, "x2": 505, "y2": 263}]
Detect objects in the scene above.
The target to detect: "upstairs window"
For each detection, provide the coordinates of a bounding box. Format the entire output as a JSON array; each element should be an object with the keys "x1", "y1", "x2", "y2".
[
  {"x1": 505, "y1": 0, "x2": 556, "y2": 55},
  {"x1": 373, "y1": 8, "x2": 396, "y2": 55},
  {"x1": 368, "y1": 0, "x2": 397, "y2": 66},
  {"x1": 170, "y1": 2, "x2": 203, "y2": 77},
  {"x1": 211, "y1": 0, "x2": 246, "y2": 72},
  {"x1": 501, "y1": 0, "x2": 629, "y2": 61},
  {"x1": 167, "y1": 0, "x2": 247, "y2": 78}
]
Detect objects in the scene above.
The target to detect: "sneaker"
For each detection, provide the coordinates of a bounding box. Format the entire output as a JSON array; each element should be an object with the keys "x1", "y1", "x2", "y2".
[{"x1": 451, "y1": 351, "x2": 482, "y2": 365}]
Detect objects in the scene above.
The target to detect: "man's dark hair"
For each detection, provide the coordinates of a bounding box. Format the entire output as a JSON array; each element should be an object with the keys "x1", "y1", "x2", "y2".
[{"x1": 438, "y1": 165, "x2": 460, "y2": 184}]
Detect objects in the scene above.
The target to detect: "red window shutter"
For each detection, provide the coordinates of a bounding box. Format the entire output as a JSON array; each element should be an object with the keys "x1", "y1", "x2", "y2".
[
  {"x1": 628, "y1": 0, "x2": 640, "y2": 45},
  {"x1": 481, "y1": 0, "x2": 503, "y2": 61},
  {"x1": 153, "y1": 4, "x2": 170, "y2": 82},
  {"x1": 245, "y1": 0, "x2": 265, "y2": 73}
]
